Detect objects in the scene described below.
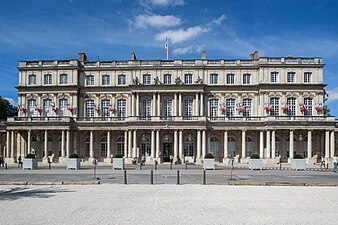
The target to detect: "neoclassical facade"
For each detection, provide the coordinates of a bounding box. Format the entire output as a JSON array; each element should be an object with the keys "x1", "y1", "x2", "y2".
[{"x1": 2, "y1": 51, "x2": 338, "y2": 165}]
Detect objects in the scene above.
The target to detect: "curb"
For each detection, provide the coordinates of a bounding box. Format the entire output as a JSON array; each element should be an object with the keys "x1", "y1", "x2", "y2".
[
  {"x1": 0, "y1": 181, "x2": 101, "y2": 185},
  {"x1": 227, "y1": 181, "x2": 337, "y2": 187}
]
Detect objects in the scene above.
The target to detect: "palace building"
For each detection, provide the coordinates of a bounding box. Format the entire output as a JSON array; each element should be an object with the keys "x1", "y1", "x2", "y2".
[{"x1": 1, "y1": 51, "x2": 337, "y2": 165}]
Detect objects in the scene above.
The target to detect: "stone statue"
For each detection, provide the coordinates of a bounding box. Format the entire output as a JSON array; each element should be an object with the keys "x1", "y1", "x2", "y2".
[{"x1": 196, "y1": 76, "x2": 203, "y2": 84}]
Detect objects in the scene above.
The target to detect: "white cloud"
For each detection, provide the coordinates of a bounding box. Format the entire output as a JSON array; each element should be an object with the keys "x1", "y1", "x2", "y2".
[
  {"x1": 4, "y1": 98, "x2": 17, "y2": 106},
  {"x1": 327, "y1": 87, "x2": 338, "y2": 103},
  {"x1": 211, "y1": 14, "x2": 227, "y2": 25},
  {"x1": 146, "y1": 0, "x2": 185, "y2": 7},
  {"x1": 133, "y1": 14, "x2": 181, "y2": 29},
  {"x1": 155, "y1": 26, "x2": 209, "y2": 44},
  {"x1": 172, "y1": 45, "x2": 203, "y2": 55}
]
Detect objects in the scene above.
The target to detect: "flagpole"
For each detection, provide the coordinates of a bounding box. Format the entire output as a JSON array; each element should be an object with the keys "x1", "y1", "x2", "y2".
[{"x1": 166, "y1": 37, "x2": 169, "y2": 60}]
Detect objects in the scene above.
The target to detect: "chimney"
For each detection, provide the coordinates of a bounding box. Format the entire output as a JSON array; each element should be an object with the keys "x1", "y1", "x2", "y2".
[
  {"x1": 131, "y1": 52, "x2": 137, "y2": 60},
  {"x1": 78, "y1": 52, "x2": 87, "y2": 62},
  {"x1": 201, "y1": 50, "x2": 206, "y2": 60}
]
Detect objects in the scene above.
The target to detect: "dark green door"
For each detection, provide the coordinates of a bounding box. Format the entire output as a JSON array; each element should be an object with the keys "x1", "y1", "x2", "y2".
[{"x1": 163, "y1": 143, "x2": 172, "y2": 162}]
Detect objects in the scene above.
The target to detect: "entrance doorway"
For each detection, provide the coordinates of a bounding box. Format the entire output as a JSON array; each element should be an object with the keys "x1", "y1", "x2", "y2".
[{"x1": 163, "y1": 142, "x2": 172, "y2": 162}]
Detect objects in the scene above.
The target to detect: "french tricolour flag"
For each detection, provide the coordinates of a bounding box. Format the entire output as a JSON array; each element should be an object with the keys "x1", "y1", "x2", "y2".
[{"x1": 164, "y1": 37, "x2": 168, "y2": 60}]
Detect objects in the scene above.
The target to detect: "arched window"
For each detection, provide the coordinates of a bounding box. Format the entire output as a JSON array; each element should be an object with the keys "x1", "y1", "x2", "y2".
[
  {"x1": 226, "y1": 99, "x2": 235, "y2": 117},
  {"x1": 85, "y1": 137, "x2": 90, "y2": 157},
  {"x1": 43, "y1": 99, "x2": 53, "y2": 117},
  {"x1": 101, "y1": 99, "x2": 110, "y2": 119},
  {"x1": 245, "y1": 136, "x2": 253, "y2": 157},
  {"x1": 275, "y1": 136, "x2": 281, "y2": 157},
  {"x1": 141, "y1": 134, "x2": 151, "y2": 156},
  {"x1": 101, "y1": 136, "x2": 107, "y2": 157},
  {"x1": 228, "y1": 137, "x2": 236, "y2": 157},
  {"x1": 183, "y1": 134, "x2": 194, "y2": 157},
  {"x1": 59, "y1": 98, "x2": 68, "y2": 116},
  {"x1": 116, "y1": 136, "x2": 125, "y2": 155},
  {"x1": 27, "y1": 99, "x2": 37, "y2": 117},
  {"x1": 209, "y1": 136, "x2": 219, "y2": 158}
]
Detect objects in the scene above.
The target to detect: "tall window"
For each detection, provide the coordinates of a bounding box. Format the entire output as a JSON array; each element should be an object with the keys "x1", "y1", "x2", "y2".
[
  {"x1": 141, "y1": 98, "x2": 152, "y2": 120},
  {"x1": 226, "y1": 74, "x2": 235, "y2": 84},
  {"x1": 117, "y1": 99, "x2": 126, "y2": 119},
  {"x1": 43, "y1": 99, "x2": 52, "y2": 117},
  {"x1": 59, "y1": 98, "x2": 68, "y2": 116},
  {"x1": 85, "y1": 100, "x2": 95, "y2": 117},
  {"x1": 100, "y1": 137, "x2": 107, "y2": 157},
  {"x1": 183, "y1": 135, "x2": 194, "y2": 157},
  {"x1": 86, "y1": 75, "x2": 94, "y2": 86},
  {"x1": 116, "y1": 136, "x2": 125, "y2": 155},
  {"x1": 27, "y1": 99, "x2": 37, "y2": 117},
  {"x1": 141, "y1": 135, "x2": 151, "y2": 156},
  {"x1": 209, "y1": 137, "x2": 219, "y2": 158},
  {"x1": 28, "y1": 74, "x2": 36, "y2": 85},
  {"x1": 44, "y1": 74, "x2": 52, "y2": 85},
  {"x1": 118, "y1": 74, "x2": 126, "y2": 85},
  {"x1": 101, "y1": 99, "x2": 110, "y2": 118},
  {"x1": 228, "y1": 137, "x2": 236, "y2": 157},
  {"x1": 60, "y1": 74, "x2": 67, "y2": 84},
  {"x1": 210, "y1": 73, "x2": 218, "y2": 85},
  {"x1": 209, "y1": 99, "x2": 219, "y2": 118},
  {"x1": 226, "y1": 99, "x2": 235, "y2": 117},
  {"x1": 245, "y1": 136, "x2": 253, "y2": 157},
  {"x1": 287, "y1": 98, "x2": 296, "y2": 116},
  {"x1": 287, "y1": 72, "x2": 295, "y2": 83},
  {"x1": 143, "y1": 74, "x2": 151, "y2": 85},
  {"x1": 163, "y1": 99, "x2": 172, "y2": 118},
  {"x1": 183, "y1": 98, "x2": 193, "y2": 119},
  {"x1": 304, "y1": 72, "x2": 312, "y2": 83},
  {"x1": 304, "y1": 98, "x2": 313, "y2": 116},
  {"x1": 243, "y1": 99, "x2": 252, "y2": 117},
  {"x1": 102, "y1": 74, "x2": 110, "y2": 85},
  {"x1": 85, "y1": 138, "x2": 90, "y2": 157},
  {"x1": 270, "y1": 72, "x2": 279, "y2": 83},
  {"x1": 270, "y1": 98, "x2": 280, "y2": 116},
  {"x1": 243, "y1": 73, "x2": 251, "y2": 85},
  {"x1": 163, "y1": 74, "x2": 171, "y2": 84},
  {"x1": 184, "y1": 74, "x2": 192, "y2": 84}
]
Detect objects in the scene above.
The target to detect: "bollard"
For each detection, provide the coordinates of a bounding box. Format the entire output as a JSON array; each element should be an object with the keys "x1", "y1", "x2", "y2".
[
  {"x1": 177, "y1": 170, "x2": 180, "y2": 185},
  {"x1": 203, "y1": 169, "x2": 206, "y2": 185},
  {"x1": 170, "y1": 162, "x2": 172, "y2": 170},
  {"x1": 5, "y1": 163, "x2": 7, "y2": 170},
  {"x1": 150, "y1": 170, "x2": 153, "y2": 185},
  {"x1": 185, "y1": 163, "x2": 187, "y2": 170},
  {"x1": 124, "y1": 169, "x2": 127, "y2": 184},
  {"x1": 48, "y1": 162, "x2": 51, "y2": 170}
]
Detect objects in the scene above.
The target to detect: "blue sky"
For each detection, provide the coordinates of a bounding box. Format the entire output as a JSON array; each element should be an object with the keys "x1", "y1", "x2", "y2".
[{"x1": 0, "y1": 0, "x2": 337, "y2": 116}]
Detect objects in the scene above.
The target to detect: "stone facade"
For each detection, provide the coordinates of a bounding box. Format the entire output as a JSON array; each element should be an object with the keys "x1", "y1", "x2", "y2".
[{"x1": 2, "y1": 51, "x2": 338, "y2": 165}]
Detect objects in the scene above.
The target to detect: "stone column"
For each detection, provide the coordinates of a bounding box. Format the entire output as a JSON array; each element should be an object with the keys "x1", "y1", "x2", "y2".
[
  {"x1": 197, "y1": 130, "x2": 201, "y2": 158},
  {"x1": 156, "y1": 130, "x2": 160, "y2": 158},
  {"x1": 290, "y1": 130, "x2": 294, "y2": 158},
  {"x1": 266, "y1": 130, "x2": 271, "y2": 158},
  {"x1": 223, "y1": 130, "x2": 228, "y2": 159},
  {"x1": 157, "y1": 93, "x2": 161, "y2": 117},
  {"x1": 307, "y1": 130, "x2": 312, "y2": 159},
  {"x1": 271, "y1": 130, "x2": 276, "y2": 158},
  {"x1": 151, "y1": 130, "x2": 155, "y2": 158},
  {"x1": 200, "y1": 92, "x2": 204, "y2": 116},
  {"x1": 11, "y1": 131, "x2": 15, "y2": 159},
  {"x1": 202, "y1": 130, "x2": 206, "y2": 157},
  {"x1": 107, "y1": 130, "x2": 111, "y2": 158},
  {"x1": 179, "y1": 130, "x2": 183, "y2": 157},
  {"x1": 330, "y1": 130, "x2": 335, "y2": 158},
  {"x1": 131, "y1": 93, "x2": 135, "y2": 116},
  {"x1": 6, "y1": 131, "x2": 10, "y2": 158},
  {"x1": 136, "y1": 93, "x2": 139, "y2": 117},
  {"x1": 174, "y1": 93, "x2": 177, "y2": 116},
  {"x1": 178, "y1": 92, "x2": 182, "y2": 117},
  {"x1": 27, "y1": 130, "x2": 31, "y2": 155},
  {"x1": 152, "y1": 93, "x2": 156, "y2": 116},
  {"x1": 325, "y1": 130, "x2": 330, "y2": 158},
  {"x1": 66, "y1": 130, "x2": 70, "y2": 157},
  {"x1": 128, "y1": 130, "x2": 132, "y2": 158},
  {"x1": 133, "y1": 130, "x2": 137, "y2": 158},
  {"x1": 241, "y1": 130, "x2": 246, "y2": 158},
  {"x1": 61, "y1": 130, "x2": 65, "y2": 157},
  {"x1": 90, "y1": 130, "x2": 94, "y2": 158},
  {"x1": 124, "y1": 130, "x2": 128, "y2": 157},
  {"x1": 173, "y1": 130, "x2": 178, "y2": 158},
  {"x1": 44, "y1": 130, "x2": 48, "y2": 159},
  {"x1": 195, "y1": 92, "x2": 199, "y2": 116},
  {"x1": 259, "y1": 130, "x2": 264, "y2": 158}
]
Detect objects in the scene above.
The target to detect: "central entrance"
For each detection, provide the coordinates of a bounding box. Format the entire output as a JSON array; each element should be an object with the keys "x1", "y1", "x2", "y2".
[{"x1": 163, "y1": 142, "x2": 173, "y2": 162}]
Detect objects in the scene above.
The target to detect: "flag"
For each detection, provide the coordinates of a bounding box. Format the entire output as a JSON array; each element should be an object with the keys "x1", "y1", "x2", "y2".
[{"x1": 164, "y1": 37, "x2": 168, "y2": 59}]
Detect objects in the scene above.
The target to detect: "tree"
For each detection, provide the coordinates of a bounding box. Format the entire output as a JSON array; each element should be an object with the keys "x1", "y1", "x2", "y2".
[
  {"x1": 0, "y1": 96, "x2": 17, "y2": 119},
  {"x1": 323, "y1": 89, "x2": 331, "y2": 116}
]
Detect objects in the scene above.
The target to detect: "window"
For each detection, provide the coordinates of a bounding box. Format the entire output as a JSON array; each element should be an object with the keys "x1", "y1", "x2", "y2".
[
  {"x1": 118, "y1": 75, "x2": 126, "y2": 85},
  {"x1": 209, "y1": 137, "x2": 219, "y2": 158},
  {"x1": 304, "y1": 72, "x2": 312, "y2": 83},
  {"x1": 27, "y1": 99, "x2": 37, "y2": 117},
  {"x1": 304, "y1": 98, "x2": 313, "y2": 116},
  {"x1": 209, "y1": 99, "x2": 219, "y2": 118},
  {"x1": 245, "y1": 136, "x2": 253, "y2": 157},
  {"x1": 43, "y1": 99, "x2": 52, "y2": 117},
  {"x1": 85, "y1": 138, "x2": 90, "y2": 157},
  {"x1": 86, "y1": 75, "x2": 94, "y2": 86},
  {"x1": 210, "y1": 73, "x2": 218, "y2": 85},
  {"x1": 183, "y1": 135, "x2": 194, "y2": 157},
  {"x1": 270, "y1": 97, "x2": 280, "y2": 116},
  {"x1": 228, "y1": 137, "x2": 236, "y2": 157},
  {"x1": 183, "y1": 98, "x2": 193, "y2": 119},
  {"x1": 117, "y1": 99, "x2": 126, "y2": 119},
  {"x1": 163, "y1": 74, "x2": 171, "y2": 84},
  {"x1": 162, "y1": 99, "x2": 172, "y2": 118},
  {"x1": 101, "y1": 99, "x2": 110, "y2": 118},
  {"x1": 141, "y1": 135, "x2": 151, "y2": 156},
  {"x1": 184, "y1": 74, "x2": 192, "y2": 84},
  {"x1": 287, "y1": 72, "x2": 295, "y2": 83},
  {"x1": 60, "y1": 74, "x2": 67, "y2": 84},
  {"x1": 44, "y1": 74, "x2": 52, "y2": 85},
  {"x1": 100, "y1": 137, "x2": 107, "y2": 157},
  {"x1": 243, "y1": 99, "x2": 252, "y2": 117},
  {"x1": 270, "y1": 72, "x2": 279, "y2": 83},
  {"x1": 141, "y1": 98, "x2": 152, "y2": 120},
  {"x1": 143, "y1": 74, "x2": 151, "y2": 85},
  {"x1": 85, "y1": 100, "x2": 95, "y2": 117},
  {"x1": 287, "y1": 98, "x2": 296, "y2": 116},
  {"x1": 226, "y1": 74, "x2": 235, "y2": 84},
  {"x1": 28, "y1": 74, "x2": 36, "y2": 85},
  {"x1": 59, "y1": 98, "x2": 68, "y2": 116},
  {"x1": 116, "y1": 136, "x2": 125, "y2": 156},
  {"x1": 243, "y1": 74, "x2": 251, "y2": 85},
  {"x1": 102, "y1": 75, "x2": 110, "y2": 85},
  {"x1": 226, "y1": 99, "x2": 235, "y2": 117}
]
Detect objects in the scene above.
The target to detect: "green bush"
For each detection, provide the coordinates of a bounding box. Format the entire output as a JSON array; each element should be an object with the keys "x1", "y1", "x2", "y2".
[
  {"x1": 69, "y1": 153, "x2": 79, "y2": 158},
  {"x1": 25, "y1": 153, "x2": 36, "y2": 159},
  {"x1": 294, "y1": 154, "x2": 304, "y2": 159},
  {"x1": 204, "y1": 153, "x2": 214, "y2": 159},
  {"x1": 250, "y1": 154, "x2": 260, "y2": 159},
  {"x1": 113, "y1": 153, "x2": 124, "y2": 158}
]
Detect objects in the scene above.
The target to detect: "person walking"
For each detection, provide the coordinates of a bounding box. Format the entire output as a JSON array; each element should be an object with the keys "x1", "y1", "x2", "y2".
[{"x1": 333, "y1": 155, "x2": 338, "y2": 173}]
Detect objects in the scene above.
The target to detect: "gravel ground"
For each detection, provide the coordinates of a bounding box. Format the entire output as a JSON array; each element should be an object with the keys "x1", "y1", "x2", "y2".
[{"x1": 0, "y1": 184, "x2": 337, "y2": 225}]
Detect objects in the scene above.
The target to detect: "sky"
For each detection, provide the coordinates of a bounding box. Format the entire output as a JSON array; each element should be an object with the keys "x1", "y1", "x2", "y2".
[{"x1": 0, "y1": 0, "x2": 337, "y2": 116}]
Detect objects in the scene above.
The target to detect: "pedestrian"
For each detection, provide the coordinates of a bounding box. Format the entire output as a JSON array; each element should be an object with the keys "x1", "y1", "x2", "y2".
[
  {"x1": 0, "y1": 155, "x2": 4, "y2": 167},
  {"x1": 320, "y1": 157, "x2": 325, "y2": 169},
  {"x1": 333, "y1": 155, "x2": 338, "y2": 173},
  {"x1": 141, "y1": 154, "x2": 146, "y2": 166},
  {"x1": 170, "y1": 154, "x2": 173, "y2": 164},
  {"x1": 18, "y1": 156, "x2": 22, "y2": 168}
]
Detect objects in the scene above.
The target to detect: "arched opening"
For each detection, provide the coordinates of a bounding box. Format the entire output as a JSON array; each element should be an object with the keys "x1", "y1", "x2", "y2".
[
  {"x1": 228, "y1": 137, "x2": 236, "y2": 157},
  {"x1": 245, "y1": 136, "x2": 253, "y2": 157},
  {"x1": 209, "y1": 136, "x2": 219, "y2": 158},
  {"x1": 184, "y1": 134, "x2": 194, "y2": 157},
  {"x1": 141, "y1": 134, "x2": 151, "y2": 156},
  {"x1": 116, "y1": 136, "x2": 125, "y2": 156},
  {"x1": 100, "y1": 136, "x2": 107, "y2": 157}
]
